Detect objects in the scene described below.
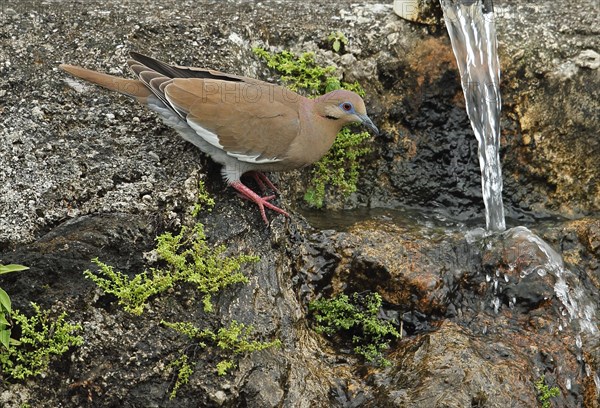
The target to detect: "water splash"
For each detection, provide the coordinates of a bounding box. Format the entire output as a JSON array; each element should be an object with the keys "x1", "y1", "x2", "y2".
[
  {"x1": 440, "y1": 0, "x2": 505, "y2": 232},
  {"x1": 504, "y1": 226, "x2": 598, "y2": 337}
]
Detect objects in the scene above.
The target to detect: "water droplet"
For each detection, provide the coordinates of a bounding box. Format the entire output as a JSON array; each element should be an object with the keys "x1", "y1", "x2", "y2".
[{"x1": 492, "y1": 297, "x2": 500, "y2": 314}]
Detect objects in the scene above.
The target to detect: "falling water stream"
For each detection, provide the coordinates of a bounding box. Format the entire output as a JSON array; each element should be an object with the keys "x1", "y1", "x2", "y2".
[
  {"x1": 441, "y1": 0, "x2": 598, "y2": 393},
  {"x1": 439, "y1": 0, "x2": 505, "y2": 232}
]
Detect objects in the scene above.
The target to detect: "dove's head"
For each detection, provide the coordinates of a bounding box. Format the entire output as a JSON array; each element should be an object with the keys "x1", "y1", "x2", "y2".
[{"x1": 315, "y1": 89, "x2": 379, "y2": 135}]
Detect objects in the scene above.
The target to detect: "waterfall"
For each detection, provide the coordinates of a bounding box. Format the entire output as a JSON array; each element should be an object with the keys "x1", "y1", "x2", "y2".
[
  {"x1": 440, "y1": 0, "x2": 506, "y2": 232},
  {"x1": 441, "y1": 0, "x2": 597, "y2": 384}
]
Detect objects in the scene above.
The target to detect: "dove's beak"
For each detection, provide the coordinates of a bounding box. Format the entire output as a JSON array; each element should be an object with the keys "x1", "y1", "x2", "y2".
[{"x1": 358, "y1": 114, "x2": 379, "y2": 136}]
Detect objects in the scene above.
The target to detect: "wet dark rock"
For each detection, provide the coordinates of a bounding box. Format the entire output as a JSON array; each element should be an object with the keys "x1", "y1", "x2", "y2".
[
  {"x1": 305, "y1": 217, "x2": 600, "y2": 407},
  {"x1": 0, "y1": 212, "x2": 339, "y2": 407},
  {"x1": 371, "y1": 321, "x2": 538, "y2": 407}
]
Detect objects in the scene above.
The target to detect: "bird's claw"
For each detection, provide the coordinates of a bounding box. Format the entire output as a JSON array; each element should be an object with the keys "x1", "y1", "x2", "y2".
[{"x1": 231, "y1": 181, "x2": 289, "y2": 225}]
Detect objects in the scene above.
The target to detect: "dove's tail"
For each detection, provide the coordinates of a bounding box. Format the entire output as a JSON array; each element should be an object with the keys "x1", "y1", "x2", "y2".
[{"x1": 59, "y1": 64, "x2": 151, "y2": 102}]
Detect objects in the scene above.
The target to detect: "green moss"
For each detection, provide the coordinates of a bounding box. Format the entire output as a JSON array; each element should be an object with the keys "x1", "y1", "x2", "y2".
[
  {"x1": 0, "y1": 303, "x2": 83, "y2": 380},
  {"x1": 304, "y1": 128, "x2": 371, "y2": 208},
  {"x1": 163, "y1": 320, "x2": 281, "y2": 360},
  {"x1": 190, "y1": 179, "x2": 215, "y2": 217},
  {"x1": 253, "y1": 47, "x2": 371, "y2": 208},
  {"x1": 309, "y1": 292, "x2": 400, "y2": 367},
  {"x1": 85, "y1": 222, "x2": 258, "y2": 315},
  {"x1": 213, "y1": 320, "x2": 282, "y2": 354},
  {"x1": 1, "y1": 266, "x2": 83, "y2": 382},
  {"x1": 167, "y1": 354, "x2": 193, "y2": 400},
  {"x1": 162, "y1": 319, "x2": 281, "y2": 395},
  {"x1": 155, "y1": 222, "x2": 257, "y2": 312},
  {"x1": 84, "y1": 260, "x2": 173, "y2": 315},
  {"x1": 216, "y1": 359, "x2": 235, "y2": 376},
  {"x1": 252, "y1": 48, "x2": 336, "y2": 96},
  {"x1": 535, "y1": 375, "x2": 560, "y2": 408}
]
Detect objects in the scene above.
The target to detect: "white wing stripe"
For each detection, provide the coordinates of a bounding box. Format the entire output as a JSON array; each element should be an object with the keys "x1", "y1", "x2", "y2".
[
  {"x1": 227, "y1": 152, "x2": 282, "y2": 164},
  {"x1": 186, "y1": 118, "x2": 225, "y2": 150}
]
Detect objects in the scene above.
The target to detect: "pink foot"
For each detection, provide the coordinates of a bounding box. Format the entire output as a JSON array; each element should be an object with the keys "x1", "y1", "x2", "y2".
[
  {"x1": 231, "y1": 181, "x2": 289, "y2": 225},
  {"x1": 246, "y1": 171, "x2": 280, "y2": 194}
]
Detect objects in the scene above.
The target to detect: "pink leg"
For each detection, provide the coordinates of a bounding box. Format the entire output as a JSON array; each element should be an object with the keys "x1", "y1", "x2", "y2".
[
  {"x1": 247, "y1": 171, "x2": 280, "y2": 194},
  {"x1": 230, "y1": 181, "x2": 289, "y2": 225},
  {"x1": 248, "y1": 172, "x2": 267, "y2": 192}
]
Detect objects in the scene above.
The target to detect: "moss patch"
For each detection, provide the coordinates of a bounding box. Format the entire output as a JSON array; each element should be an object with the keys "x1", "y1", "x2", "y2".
[
  {"x1": 0, "y1": 303, "x2": 83, "y2": 381},
  {"x1": 163, "y1": 320, "x2": 281, "y2": 398},
  {"x1": 85, "y1": 222, "x2": 257, "y2": 315},
  {"x1": 309, "y1": 292, "x2": 400, "y2": 367}
]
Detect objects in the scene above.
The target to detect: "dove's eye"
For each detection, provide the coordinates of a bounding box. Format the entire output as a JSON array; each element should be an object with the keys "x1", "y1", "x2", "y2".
[{"x1": 340, "y1": 102, "x2": 353, "y2": 112}]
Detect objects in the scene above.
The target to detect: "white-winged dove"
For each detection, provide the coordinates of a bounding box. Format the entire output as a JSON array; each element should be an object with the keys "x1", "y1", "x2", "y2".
[{"x1": 59, "y1": 52, "x2": 379, "y2": 224}]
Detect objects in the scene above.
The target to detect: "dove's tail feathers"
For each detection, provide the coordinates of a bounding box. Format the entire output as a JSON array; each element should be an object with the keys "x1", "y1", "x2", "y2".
[{"x1": 59, "y1": 64, "x2": 152, "y2": 102}]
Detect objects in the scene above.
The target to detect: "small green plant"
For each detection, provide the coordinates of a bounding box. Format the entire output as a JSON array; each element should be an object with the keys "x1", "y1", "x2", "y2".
[
  {"x1": 167, "y1": 354, "x2": 193, "y2": 400},
  {"x1": 84, "y1": 260, "x2": 172, "y2": 315},
  {"x1": 155, "y1": 222, "x2": 257, "y2": 312},
  {"x1": 327, "y1": 31, "x2": 349, "y2": 53},
  {"x1": 163, "y1": 320, "x2": 281, "y2": 366},
  {"x1": 0, "y1": 264, "x2": 29, "y2": 350},
  {"x1": 190, "y1": 179, "x2": 215, "y2": 217},
  {"x1": 309, "y1": 292, "x2": 400, "y2": 367},
  {"x1": 535, "y1": 375, "x2": 560, "y2": 408},
  {"x1": 85, "y1": 222, "x2": 258, "y2": 315},
  {"x1": 0, "y1": 303, "x2": 83, "y2": 380},
  {"x1": 162, "y1": 320, "x2": 281, "y2": 397},
  {"x1": 304, "y1": 127, "x2": 371, "y2": 208},
  {"x1": 253, "y1": 47, "x2": 372, "y2": 208},
  {"x1": 0, "y1": 264, "x2": 29, "y2": 275},
  {"x1": 216, "y1": 359, "x2": 235, "y2": 376}
]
